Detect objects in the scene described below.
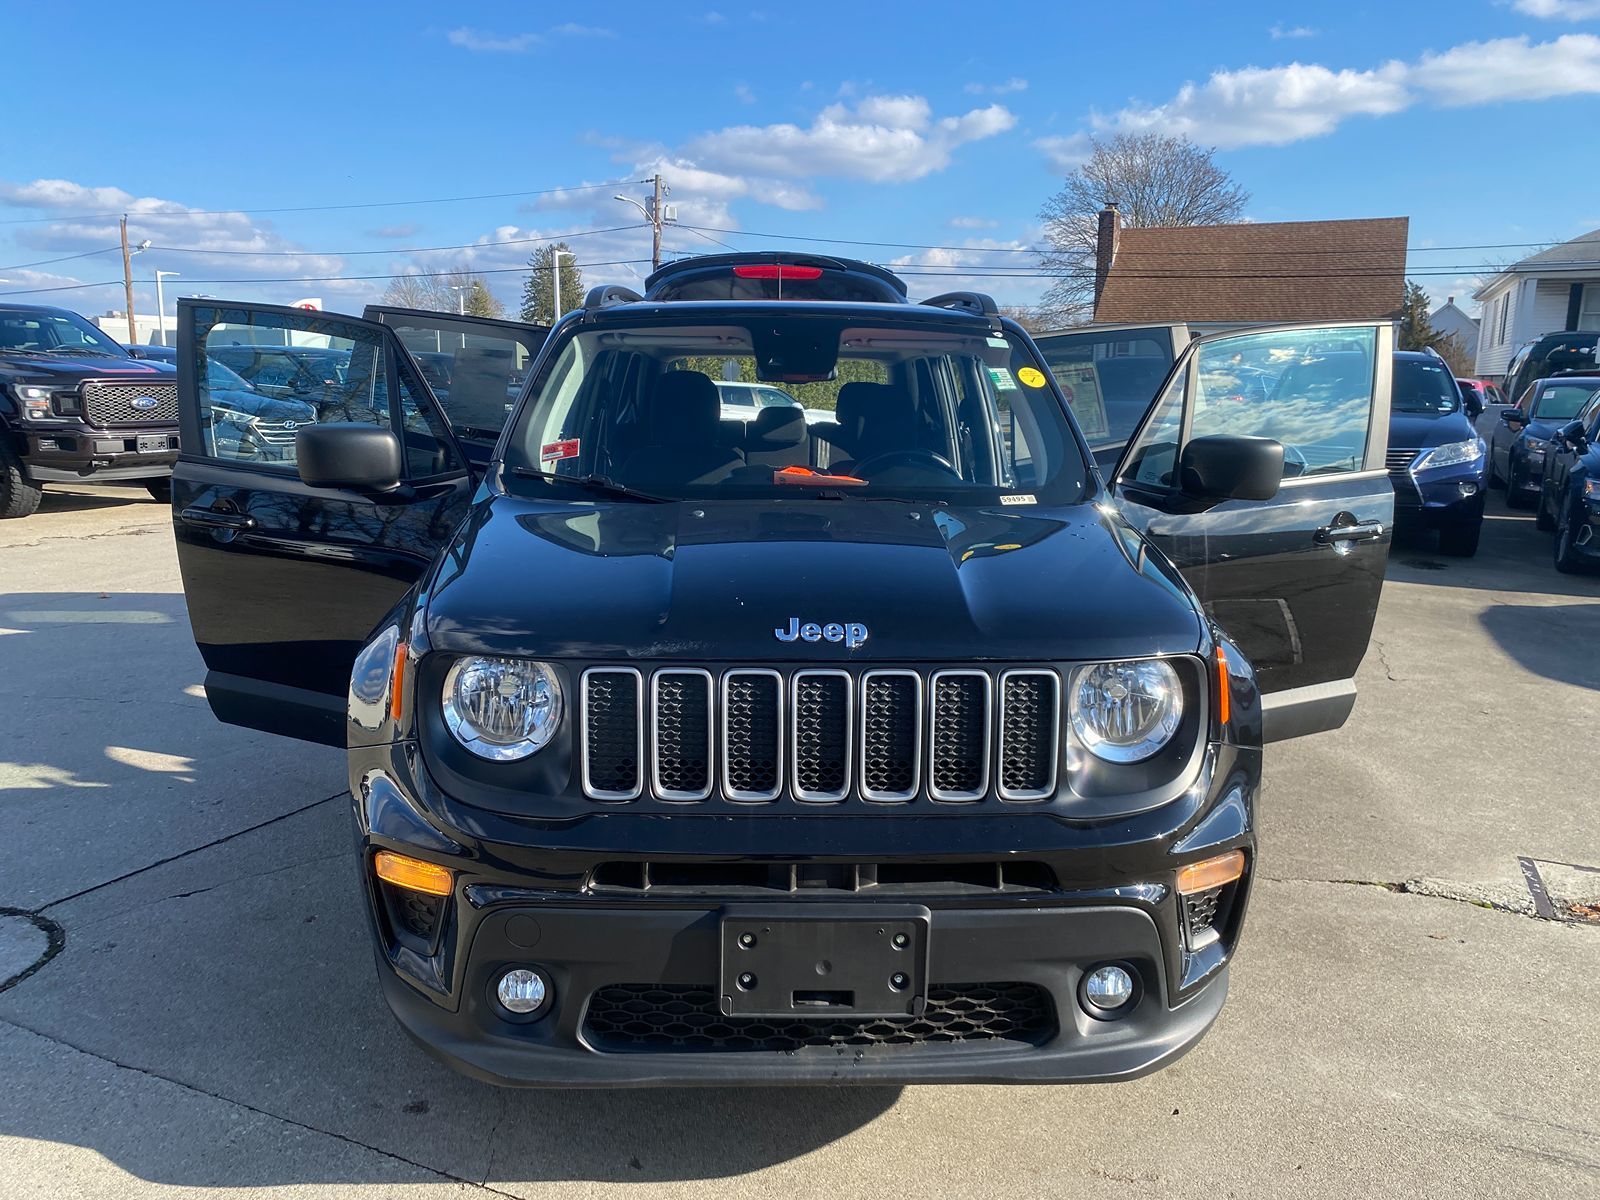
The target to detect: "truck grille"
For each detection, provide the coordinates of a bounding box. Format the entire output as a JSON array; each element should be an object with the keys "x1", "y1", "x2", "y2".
[
  {"x1": 1386, "y1": 446, "x2": 1422, "y2": 510},
  {"x1": 581, "y1": 666, "x2": 1061, "y2": 805},
  {"x1": 583, "y1": 981, "x2": 1056, "y2": 1053},
  {"x1": 81, "y1": 380, "x2": 179, "y2": 426}
]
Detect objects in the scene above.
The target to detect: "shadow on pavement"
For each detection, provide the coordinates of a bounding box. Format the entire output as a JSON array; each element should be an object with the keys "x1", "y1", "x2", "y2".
[
  {"x1": 35, "y1": 484, "x2": 162, "y2": 515},
  {"x1": 1478, "y1": 602, "x2": 1600, "y2": 692}
]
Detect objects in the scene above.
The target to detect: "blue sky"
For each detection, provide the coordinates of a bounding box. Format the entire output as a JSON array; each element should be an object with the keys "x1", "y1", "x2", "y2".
[{"x1": 2, "y1": 0, "x2": 1598, "y2": 328}]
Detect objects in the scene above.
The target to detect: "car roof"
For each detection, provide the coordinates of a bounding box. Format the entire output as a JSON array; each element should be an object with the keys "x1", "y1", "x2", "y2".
[
  {"x1": 1535, "y1": 374, "x2": 1600, "y2": 387},
  {"x1": 0, "y1": 303, "x2": 78, "y2": 317},
  {"x1": 578, "y1": 297, "x2": 995, "y2": 330},
  {"x1": 643, "y1": 252, "x2": 909, "y2": 299},
  {"x1": 1393, "y1": 350, "x2": 1444, "y2": 361}
]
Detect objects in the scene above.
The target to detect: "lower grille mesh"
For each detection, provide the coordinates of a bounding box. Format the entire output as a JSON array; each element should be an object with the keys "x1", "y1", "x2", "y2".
[
  {"x1": 82, "y1": 380, "x2": 179, "y2": 425},
  {"x1": 583, "y1": 982, "x2": 1055, "y2": 1053}
]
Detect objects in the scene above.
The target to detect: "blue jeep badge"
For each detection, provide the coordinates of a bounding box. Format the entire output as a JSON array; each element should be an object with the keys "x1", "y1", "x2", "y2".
[{"x1": 774, "y1": 617, "x2": 869, "y2": 649}]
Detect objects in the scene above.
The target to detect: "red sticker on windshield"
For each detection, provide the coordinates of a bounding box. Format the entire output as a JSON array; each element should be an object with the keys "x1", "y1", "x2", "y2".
[{"x1": 540, "y1": 439, "x2": 580, "y2": 463}]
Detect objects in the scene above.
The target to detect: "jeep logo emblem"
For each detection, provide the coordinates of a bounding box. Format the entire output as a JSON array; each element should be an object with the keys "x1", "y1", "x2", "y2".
[
  {"x1": 130, "y1": 394, "x2": 159, "y2": 410},
  {"x1": 774, "y1": 617, "x2": 869, "y2": 649}
]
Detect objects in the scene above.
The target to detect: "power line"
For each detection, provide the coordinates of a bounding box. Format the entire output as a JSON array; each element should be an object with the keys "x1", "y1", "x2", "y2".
[
  {"x1": 0, "y1": 181, "x2": 650, "y2": 226},
  {"x1": 146, "y1": 224, "x2": 640, "y2": 258},
  {"x1": 0, "y1": 245, "x2": 122, "y2": 272}
]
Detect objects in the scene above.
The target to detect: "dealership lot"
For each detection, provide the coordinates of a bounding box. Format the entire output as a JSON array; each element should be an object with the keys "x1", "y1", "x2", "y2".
[{"x1": 0, "y1": 481, "x2": 1596, "y2": 1198}]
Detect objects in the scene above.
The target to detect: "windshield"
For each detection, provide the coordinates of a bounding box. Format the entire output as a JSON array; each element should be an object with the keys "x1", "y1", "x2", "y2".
[
  {"x1": 1034, "y1": 328, "x2": 1174, "y2": 454},
  {"x1": 1391, "y1": 357, "x2": 1460, "y2": 414},
  {"x1": 0, "y1": 308, "x2": 129, "y2": 358},
  {"x1": 1531, "y1": 382, "x2": 1600, "y2": 421},
  {"x1": 503, "y1": 314, "x2": 1090, "y2": 504},
  {"x1": 205, "y1": 357, "x2": 255, "y2": 391}
]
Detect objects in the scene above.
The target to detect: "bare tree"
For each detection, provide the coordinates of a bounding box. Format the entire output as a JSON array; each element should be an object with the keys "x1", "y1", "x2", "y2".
[
  {"x1": 380, "y1": 267, "x2": 504, "y2": 317},
  {"x1": 1038, "y1": 133, "x2": 1249, "y2": 324}
]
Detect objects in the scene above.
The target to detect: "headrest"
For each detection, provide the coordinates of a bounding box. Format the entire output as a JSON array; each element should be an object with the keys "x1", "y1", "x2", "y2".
[
  {"x1": 747, "y1": 405, "x2": 807, "y2": 448},
  {"x1": 649, "y1": 371, "x2": 721, "y2": 445}
]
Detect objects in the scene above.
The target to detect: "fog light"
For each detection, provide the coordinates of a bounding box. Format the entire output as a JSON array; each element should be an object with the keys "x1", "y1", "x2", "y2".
[
  {"x1": 1083, "y1": 964, "x2": 1135, "y2": 1012},
  {"x1": 1458, "y1": 482, "x2": 1479, "y2": 497},
  {"x1": 496, "y1": 968, "x2": 548, "y2": 1014}
]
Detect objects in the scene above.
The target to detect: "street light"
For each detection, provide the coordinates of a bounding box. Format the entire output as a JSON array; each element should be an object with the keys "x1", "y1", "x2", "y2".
[
  {"x1": 154, "y1": 271, "x2": 180, "y2": 348},
  {"x1": 448, "y1": 283, "x2": 467, "y2": 314},
  {"x1": 613, "y1": 194, "x2": 651, "y2": 223}
]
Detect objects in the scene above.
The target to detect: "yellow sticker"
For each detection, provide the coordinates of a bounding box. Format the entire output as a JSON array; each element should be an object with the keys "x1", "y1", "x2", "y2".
[{"x1": 1017, "y1": 366, "x2": 1046, "y2": 388}]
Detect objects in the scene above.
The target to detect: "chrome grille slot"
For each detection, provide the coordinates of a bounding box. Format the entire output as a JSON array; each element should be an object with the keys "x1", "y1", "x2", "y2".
[
  {"x1": 651, "y1": 670, "x2": 714, "y2": 801},
  {"x1": 859, "y1": 671, "x2": 921, "y2": 802},
  {"x1": 998, "y1": 670, "x2": 1059, "y2": 800},
  {"x1": 929, "y1": 671, "x2": 991, "y2": 801},
  {"x1": 581, "y1": 669, "x2": 643, "y2": 801},
  {"x1": 791, "y1": 670, "x2": 851, "y2": 802},
  {"x1": 722, "y1": 669, "x2": 782, "y2": 802},
  {"x1": 82, "y1": 380, "x2": 179, "y2": 426}
]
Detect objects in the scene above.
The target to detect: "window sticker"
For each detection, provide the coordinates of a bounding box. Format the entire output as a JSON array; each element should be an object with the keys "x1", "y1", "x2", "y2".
[
  {"x1": 1016, "y1": 366, "x2": 1047, "y2": 388},
  {"x1": 540, "y1": 438, "x2": 580, "y2": 463},
  {"x1": 1050, "y1": 362, "x2": 1110, "y2": 442},
  {"x1": 988, "y1": 367, "x2": 1019, "y2": 392}
]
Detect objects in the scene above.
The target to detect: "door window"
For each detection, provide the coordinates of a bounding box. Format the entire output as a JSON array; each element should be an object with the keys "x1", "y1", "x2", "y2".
[
  {"x1": 378, "y1": 313, "x2": 547, "y2": 448},
  {"x1": 191, "y1": 306, "x2": 461, "y2": 477}
]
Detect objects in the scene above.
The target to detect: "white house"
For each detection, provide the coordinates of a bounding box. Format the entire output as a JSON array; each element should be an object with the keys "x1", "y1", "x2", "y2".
[
  {"x1": 1473, "y1": 228, "x2": 1600, "y2": 379},
  {"x1": 1429, "y1": 296, "x2": 1479, "y2": 360}
]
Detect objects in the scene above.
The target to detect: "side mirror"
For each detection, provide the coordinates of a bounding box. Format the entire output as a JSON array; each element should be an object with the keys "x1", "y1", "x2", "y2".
[
  {"x1": 1501, "y1": 408, "x2": 1524, "y2": 425},
  {"x1": 1178, "y1": 435, "x2": 1284, "y2": 502},
  {"x1": 296, "y1": 424, "x2": 403, "y2": 491},
  {"x1": 1557, "y1": 419, "x2": 1589, "y2": 451}
]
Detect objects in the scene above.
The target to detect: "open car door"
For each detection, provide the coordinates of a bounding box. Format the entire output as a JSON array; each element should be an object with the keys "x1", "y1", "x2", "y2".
[
  {"x1": 172, "y1": 300, "x2": 491, "y2": 745},
  {"x1": 363, "y1": 306, "x2": 548, "y2": 469},
  {"x1": 1111, "y1": 321, "x2": 1395, "y2": 742}
]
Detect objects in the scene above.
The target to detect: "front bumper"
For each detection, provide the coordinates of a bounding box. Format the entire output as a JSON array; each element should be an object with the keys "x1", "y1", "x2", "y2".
[
  {"x1": 349, "y1": 738, "x2": 1258, "y2": 1087},
  {"x1": 21, "y1": 423, "x2": 179, "y2": 482},
  {"x1": 1393, "y1": 463, "x2": 1487, "y2": 530}
]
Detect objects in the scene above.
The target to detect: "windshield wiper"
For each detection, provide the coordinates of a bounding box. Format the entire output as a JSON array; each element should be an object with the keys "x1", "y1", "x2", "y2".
[
  {"x1": 45, "y1": 346, "x2": 120, "y2": 358},
  {"x1": 509, "y1": 467, "x2": 672, "y2": 503}
]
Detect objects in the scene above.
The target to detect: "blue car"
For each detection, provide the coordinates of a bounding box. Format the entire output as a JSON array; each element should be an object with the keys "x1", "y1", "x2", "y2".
[
  {"x1": 1387, "y1": 351, "x2": 1488, "y2": 556},
  {"x1": 1537, "y1": 389, "x2": 1600, "y2": 573},
  {"x1": 1490, "y1": 375, "x2": 1600, "y2": 509}
]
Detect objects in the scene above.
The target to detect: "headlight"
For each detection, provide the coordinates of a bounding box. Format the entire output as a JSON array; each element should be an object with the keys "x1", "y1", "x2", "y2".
[
  {"x1": 1413, "y1": 438, "x2": 1485, "y2": 472},
  {"x1": 1069, "y1": 659, "x2": 1183, "y2": 763},
  {"x1": 1585, "y1": 479, "x2": 1600, "y2": 504},
  {"x1": 15, "y1": 385, "x2": 55, "y2": 420},
  {"x1": 1522, "y1": 437, "x2": 1550, "y2": 455},
  {"x1": 442, "y1": 657, "x2": 562, "y2": 760}
]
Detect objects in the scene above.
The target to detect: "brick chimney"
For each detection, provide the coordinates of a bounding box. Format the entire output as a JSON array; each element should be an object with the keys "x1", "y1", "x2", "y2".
[{"x1": 1094, "y1": 201, "x2": 1121, "y2": 313}]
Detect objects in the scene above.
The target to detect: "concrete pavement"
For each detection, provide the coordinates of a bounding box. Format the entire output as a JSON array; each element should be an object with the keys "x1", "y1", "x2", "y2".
[{"x1": 0, "y1": 481, "x2": 1595, "y2": 1198}]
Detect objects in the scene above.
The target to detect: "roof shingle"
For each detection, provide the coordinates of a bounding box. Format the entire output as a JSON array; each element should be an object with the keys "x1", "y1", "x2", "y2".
[{"x1": 1093, "y1": 216, "x2": 1408, "y2": 324}]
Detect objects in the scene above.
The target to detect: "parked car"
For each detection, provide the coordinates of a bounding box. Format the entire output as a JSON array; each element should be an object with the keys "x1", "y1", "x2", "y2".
[
  {"x1": 1488, "y1": 376, "x2": 1600, "y2": 507},
  {"x1": 127, "y1": 343, "x2": 179, "y2": 364},
  {"x1": 167, "y1": 254, "x2": 1398, "y2": 1087},
  {"x1": 1536, "y1": 391, "x2": 1600, "y2": 572},
  {"x1": 1455, "y1": 377, "x2": 1505, "y2": 422},
  {"x1": 1386, "y1": 351, "x2": 1488, "y2": 555},
  {"x1": 0, "y1": 303, "x2": 178, "y2": 517},
  {"x1": 207, "y1": 345, "x2": 351, "y2": 402},
  {"x1": 203, "y1": 357, "x2": 316, "y2": 463},
  {"x1": 1502, "y1": 330, "x2": 1600, "y2": 403}
]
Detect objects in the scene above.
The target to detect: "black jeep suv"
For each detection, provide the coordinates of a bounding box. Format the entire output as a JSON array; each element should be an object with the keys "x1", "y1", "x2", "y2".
[
  {"x1": 0, "y1": 303, "x2": 179, "y2": 517},
  {"x1": 168, "y1": 254, "x2": 1396, "y2": 1086}
]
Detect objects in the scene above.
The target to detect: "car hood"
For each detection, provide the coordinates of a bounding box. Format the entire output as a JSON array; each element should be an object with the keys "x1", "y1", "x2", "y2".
[
  {"x1": 210, "y1": 387, "x2": 314, "y2": 422},
  {"x1": 424, "y1": 497, "x2": 1205, "y2": 662},
  {"x1": 1518, "y1": 417, "x2": 1570, "y2": 442},
  {"x1": 1389, "y1": 410, "x2": 1477, "y2": 450},
  {"x1": 0, "y1": 354, "x2": 173, "y2": 385}
]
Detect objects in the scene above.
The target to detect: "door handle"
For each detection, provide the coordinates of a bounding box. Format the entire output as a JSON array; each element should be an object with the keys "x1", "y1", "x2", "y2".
[
  {"x1": 180, "y1": 506, "x2": 256, "y2": 532},
  {"x1": 1315, "y1": 520, "x2": 1384, "y2": 544}
]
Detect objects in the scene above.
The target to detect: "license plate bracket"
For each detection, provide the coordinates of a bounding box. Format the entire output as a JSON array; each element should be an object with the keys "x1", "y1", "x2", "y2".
[
  {"x1": 137, "y1": 434, "x2": 170, "y2": 453},
  {"x1": 718, "y1": 905, "x2": 930, "y2": 1018}
]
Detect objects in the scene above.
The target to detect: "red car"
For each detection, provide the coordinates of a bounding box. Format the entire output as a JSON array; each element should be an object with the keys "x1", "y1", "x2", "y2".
[{"x1": 1456, "y1": 378, "x2": 1506, "y2": 421}]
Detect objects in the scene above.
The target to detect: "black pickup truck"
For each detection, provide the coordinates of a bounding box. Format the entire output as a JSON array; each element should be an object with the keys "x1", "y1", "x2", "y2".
[
  {"x1": 167, "y1": 253, "x2": 1396, "y2": 1086},
  {"x1": 0, "y1": 303, "x2": 179, "y2": 517}
]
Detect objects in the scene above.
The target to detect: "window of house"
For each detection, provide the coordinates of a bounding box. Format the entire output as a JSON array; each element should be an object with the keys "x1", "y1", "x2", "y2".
[{"x1": 1580, "y1": 284, "x2": 1600, "y2": 332}]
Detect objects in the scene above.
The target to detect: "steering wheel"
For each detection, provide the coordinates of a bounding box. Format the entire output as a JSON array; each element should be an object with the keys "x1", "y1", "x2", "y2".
[
  {"x1": 1280, "y1": 443, "x2": 1310, "y2": 479},
  {"x1": 849, "y1": 449, "x2": 960, "y2": 479}
]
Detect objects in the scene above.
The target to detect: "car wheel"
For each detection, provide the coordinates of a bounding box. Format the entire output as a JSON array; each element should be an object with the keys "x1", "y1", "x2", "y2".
[
  {"x1": 1438, "y1": 515, "x2": 1482, "y2": 557},
  {"x1": 0, "y1": 440, "x2": 44, "y2": 519},
  {"x1": 145, "y1": 478, "x2": 173, "y2": 504},
  {"x1": 1553, "y1": 504, "x2": 1587, "y2": 574},
  {"x1": 1534, "y1": 485, "x2": 1557, "y2": 532},
  {"x1": 1488, "y1": 452, "x2": 1504, "y2": 488},
  {"x1": 1505, "y1": 462, "x2": 1532, "y2": 509}
]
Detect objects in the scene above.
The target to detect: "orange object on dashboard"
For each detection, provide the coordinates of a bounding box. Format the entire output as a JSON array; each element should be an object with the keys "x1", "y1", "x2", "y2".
[{"x1": 772, "y1": 466, "x2": 868, "y2": 487}]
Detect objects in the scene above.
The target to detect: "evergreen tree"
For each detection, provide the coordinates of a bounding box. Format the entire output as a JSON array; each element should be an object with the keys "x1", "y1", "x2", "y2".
[
  {"x1": 520, "y1": 242, "x2": 586, "y2": 324},
  {"x1": 1398, "y1": 281, "x2": 1445, "y2": 352}
]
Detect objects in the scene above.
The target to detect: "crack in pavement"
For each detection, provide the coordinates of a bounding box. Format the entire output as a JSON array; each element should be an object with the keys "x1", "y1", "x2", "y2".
[
  {"x1": 0, "y1": 910, "x2": 66, "y2": 993},
  {"x1": 1, "y1": 524, "x2": 165, "y2": 551},
  {"x1": 1370, "y1": 638, "x2": 1404, "y2": 683},
  {"x1": 1264, "y1": 874, "x2": 1600, "y2": 924},
  {"x1": 0, "y1": 1013, "x2": 522, "y2": 1196},
  {"x1": 36, "y1": 790, "x2": 347, "y2": 914}
]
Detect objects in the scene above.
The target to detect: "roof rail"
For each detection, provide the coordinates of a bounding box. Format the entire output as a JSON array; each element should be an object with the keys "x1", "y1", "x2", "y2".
[
  {"x1": 583, "y1": 284, "x2": 643, "y2": 309},
  {"x1": 921, "y1": 291, "x2": 999, "y2": 317}
]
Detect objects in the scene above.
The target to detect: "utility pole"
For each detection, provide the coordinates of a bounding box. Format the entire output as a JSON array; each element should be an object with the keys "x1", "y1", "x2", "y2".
[
  {"x1": 650, "y1": 173, "x2": 664, "y2": 272},
  {"x1": 120, "y1": 215, "x2": 139, "y2": 346}
]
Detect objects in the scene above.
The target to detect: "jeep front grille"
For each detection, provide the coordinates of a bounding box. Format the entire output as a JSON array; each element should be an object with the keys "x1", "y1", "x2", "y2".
[
  {"x1": 580, "y1": 666, "x2": 1062, "y2": 805},
  {"x1": 81, "y1": 380, "x2": 179, "y2": 426}
]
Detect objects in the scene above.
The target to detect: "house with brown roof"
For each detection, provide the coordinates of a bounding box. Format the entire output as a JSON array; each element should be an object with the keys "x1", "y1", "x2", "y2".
[{"x1": 1091, "y1": 208, "x2": 1409, "y2": 326}]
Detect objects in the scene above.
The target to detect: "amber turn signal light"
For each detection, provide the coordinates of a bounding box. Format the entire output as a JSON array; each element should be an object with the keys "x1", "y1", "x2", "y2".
[
  {"x1": 1176, "y1": 850, "x2": 1246, "y2": 896},
  {"x1": 389, "y1": 640, "x2": 409, "y2": 722},
  {"x1": 1214, "y1": 644, "x2": 1231, "y2": 726},
  {"x1": 374, "y1": 850, "x2": 453, "y2": 897}
]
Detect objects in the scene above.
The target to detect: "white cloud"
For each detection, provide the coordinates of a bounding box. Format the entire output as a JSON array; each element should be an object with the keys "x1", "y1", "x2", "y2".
[
  {"x1": 1045, "y1": 33, "x2": 1600, "y2": 161},
  {"x1": 886, "y1": 239, "x2": 1043, "y2": 308},
  {"x1": 1412, "y1": 34, "x2": 1600, "y2": 105},
  {"x1": 965, "y1": 78, "x2": 1029, "y2": 95},
  {"x1": 1510, "y1": 0, "x2": 1600, "y2": 18},
  {"x1": 684, "y1": 95, "x2": 1016, "y2": 183},
  {"x1": 1270, "y1": 24, "x2": 1318, "y2": 39},
  {"x1": 949, "y1": 216, "x2": 999, "y2": 229},
  {"x1": 446, "y1": 27, "x2": 541, "y2": 52}
]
